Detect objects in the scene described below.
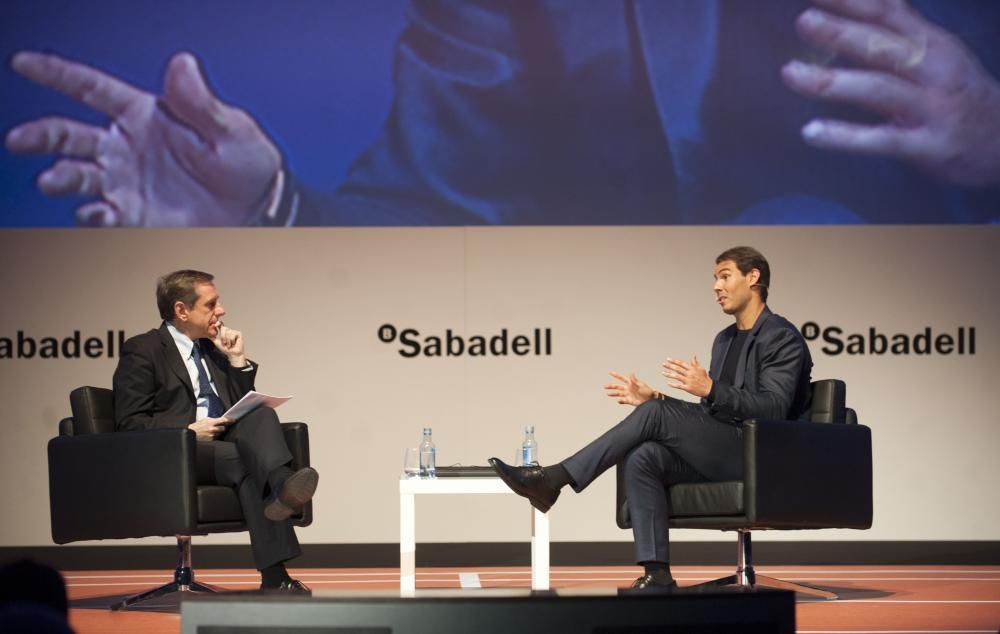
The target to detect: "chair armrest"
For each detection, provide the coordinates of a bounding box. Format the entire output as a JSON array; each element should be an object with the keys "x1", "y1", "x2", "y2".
[
  {"x1": 58, "y1": 417, "x2": 74, "y2": 437},
  {"x1": 615, "y1": 463, "x2": 631, "y2": 529},
  {"x1": 279, "y1": 422, "x2": 313, "y2": 527},
  {"x1": 743, "y1": 420, "x2": 872, "y2": 529},
  {"x1": 280, "y1": 422, "x2": 310, "y2": 470},
  {"x1": 47, "y1": 429, "x2": 199, "y2": 544}
]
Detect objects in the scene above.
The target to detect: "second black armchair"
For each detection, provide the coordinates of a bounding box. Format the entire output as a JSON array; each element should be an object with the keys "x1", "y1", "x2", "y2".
[{"x1": 615, "y1": 379, "x2": 873, "y2": 599}]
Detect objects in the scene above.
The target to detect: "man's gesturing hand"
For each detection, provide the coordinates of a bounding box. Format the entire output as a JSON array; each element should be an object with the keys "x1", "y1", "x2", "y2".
[
  {"x1": 5, "y1": 51, "x2": 282, "y2": 226},
  {"x1": 189, "y1": 416, "x2": 233, "y2": 441},
  {"x1": 604, "y1": 371, "x2": 655, "y2": 406},
  {"x1": 662, "y1": 355, "x2": 713, "y2": 399},
  {"x1": 781, "y1": 0, "x2": 1000, "y2": 187}
]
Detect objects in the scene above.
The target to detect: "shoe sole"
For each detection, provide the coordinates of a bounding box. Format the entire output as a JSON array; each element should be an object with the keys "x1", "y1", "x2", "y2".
[
  {"x1": 265, "y1": 468, "x2": 319, "y2": 522},
  {"x1": 488, "y1": 458, "x2": 552, "y2": 513}
]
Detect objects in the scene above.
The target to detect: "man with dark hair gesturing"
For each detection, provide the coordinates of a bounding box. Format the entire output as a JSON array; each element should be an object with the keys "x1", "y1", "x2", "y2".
[
  {"x1": 114, "y1": 269, "x2": 318, "y2": 593},
  {"x1": 491, "y1": 246, "x2": 812, "y2": 590}
]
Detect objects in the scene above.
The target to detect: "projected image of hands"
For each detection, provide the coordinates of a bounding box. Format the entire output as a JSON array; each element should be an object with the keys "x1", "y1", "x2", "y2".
[
  {"x1": 3, "y1": 0, "x2": 998, "y2": 227},
  {"x1": 6, "y1": 52, "x2": 281, "y2": 227},
  {"x1": 781, "y1": 0, "x2": 1000, "y2": 188}
]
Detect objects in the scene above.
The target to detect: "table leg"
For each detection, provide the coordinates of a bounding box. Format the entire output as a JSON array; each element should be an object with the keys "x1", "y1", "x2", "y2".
[
  {"x1": 400, "y1": 491, "x2": 415, "y2": 593},
  {"x1": 531, "y1": 506, "x2": 550, "y2": 590}
]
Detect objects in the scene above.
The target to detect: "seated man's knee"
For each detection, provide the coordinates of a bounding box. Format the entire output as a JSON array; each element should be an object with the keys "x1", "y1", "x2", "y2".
[
  {"x1": 634, "y1": 399, "x2": 661, "y2": 416},
  {"x1": 239, "y1": 407, "x2": 281, "y2": 428},
  {"x1": 624, "y1": 441, "x2": 668, "y2": 479}
]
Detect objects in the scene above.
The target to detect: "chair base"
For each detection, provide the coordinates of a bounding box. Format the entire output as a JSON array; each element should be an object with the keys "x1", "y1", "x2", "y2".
[
  {"x1": 112, "y1": 534, "x2": 226, "y2": 610},
  {"x1": 685, "y1": 529, "x2": 838, "y2": 601},
  {"x1": 111, "y1": 577, "x2": 225, "y2": 611},
  {"x1": 688, "y1": 572, "x2": 837, "y2": 601}
]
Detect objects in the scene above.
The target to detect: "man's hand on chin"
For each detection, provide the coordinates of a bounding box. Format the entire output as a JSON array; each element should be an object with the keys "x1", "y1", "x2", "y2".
[{"x1": 212, "y1": 322, "x2": 247, "y2": 367}]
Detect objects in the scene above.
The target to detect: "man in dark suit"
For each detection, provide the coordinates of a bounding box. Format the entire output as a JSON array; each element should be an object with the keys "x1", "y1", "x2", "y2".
[
  {"x1": 491, "y1": 246, "x2": 813, "y2": 590},
  {"x1": 113, "y1": 269, "x2": 318, "y2": 593}
]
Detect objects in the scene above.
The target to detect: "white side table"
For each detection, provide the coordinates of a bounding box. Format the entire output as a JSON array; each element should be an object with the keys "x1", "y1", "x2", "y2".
[{"x1": 398, "y1": 476, "x2": 550, "y2": 592}]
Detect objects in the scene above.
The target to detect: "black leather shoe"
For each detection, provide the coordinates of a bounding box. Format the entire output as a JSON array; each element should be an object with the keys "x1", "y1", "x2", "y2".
[
  {"x1": 265, "y1": 467, "x2": 319, "y2": 521},
  {"x1": 488, "y1": 457, "x2": 560, "y2": 513},
  {"x1": 626, "y1": 572, "x2": 678, "y2": 593},
  {"x1": 262, "y1": 579, "x2": 312, "y2": 595}
]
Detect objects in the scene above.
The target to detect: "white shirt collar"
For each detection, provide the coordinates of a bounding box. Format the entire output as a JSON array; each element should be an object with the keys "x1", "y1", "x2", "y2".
[{"x1": 165, "y1": 320, "x2": 197, "y2": 360}]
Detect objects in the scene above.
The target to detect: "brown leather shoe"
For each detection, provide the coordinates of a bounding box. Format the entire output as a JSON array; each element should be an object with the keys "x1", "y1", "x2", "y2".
[
  {"x1": 264, "y1": 467, "x2": 319, "y2": 521},
  {"x1": 488, "y1": 457, "x2": 560, "y2": 513}
]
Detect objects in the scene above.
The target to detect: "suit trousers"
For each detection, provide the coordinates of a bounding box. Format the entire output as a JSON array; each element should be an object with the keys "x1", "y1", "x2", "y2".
[
  {"x1": 196, "y1": 407, "x2": 300, "y2": 570},
  {"x1": 561, "y1": 398, "x2": 743, "y2": 564}
]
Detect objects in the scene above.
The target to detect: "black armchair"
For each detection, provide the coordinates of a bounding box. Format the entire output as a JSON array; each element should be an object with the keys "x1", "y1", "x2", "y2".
[
  {"x1": 615, "y1": 379, "x2": 872, "y2": 599},
  {"x1": 47, "y1": 386, "x2": 312, "y2": 610}
]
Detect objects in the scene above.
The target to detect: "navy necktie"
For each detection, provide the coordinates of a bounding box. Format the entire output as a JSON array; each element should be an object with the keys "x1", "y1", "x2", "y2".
[{"x1": 191, "y1": 342, "x2": 225, "y2": 418}]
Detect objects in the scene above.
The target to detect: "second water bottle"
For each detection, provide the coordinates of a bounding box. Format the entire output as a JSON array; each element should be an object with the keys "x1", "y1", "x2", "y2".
[
  {"x1": 522, "y1": 425, "x2": 538, "y2": 466},
  {"x1": 419, "y1": 427, "x2": 436, "y2": 477}
]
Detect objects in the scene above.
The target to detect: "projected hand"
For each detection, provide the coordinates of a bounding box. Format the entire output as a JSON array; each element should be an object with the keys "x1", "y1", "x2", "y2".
[
  {"x1": 5, "y1": 51, "x2": 282, "y2": 226},
  {"x1": 604, "y1": 372, "x2": 655, "y2": 406},
  {"x1": 781, "y1": 0, "x2": 1000, "y2": 187}
]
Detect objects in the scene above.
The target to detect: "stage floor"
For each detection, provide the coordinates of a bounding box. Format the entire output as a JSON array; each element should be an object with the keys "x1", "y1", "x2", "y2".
[{"x1": 62, "y1": 564, "x2": 1000, "y2": 633}]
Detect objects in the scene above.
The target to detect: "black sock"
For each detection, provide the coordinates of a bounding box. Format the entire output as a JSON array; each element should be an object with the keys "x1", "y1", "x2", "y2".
[
  {"x1": 260, "y1": 563, "x2": 291, "y2": 588},
  {"x1": 267, "y1": 465, "x2": 295, "y2": 496},
  {"x1": 542, "y1": 464, "x2": 574, "y2": 490},
  {"x1": 642, "y1": 561, "x2": 672, "y2": 580}
]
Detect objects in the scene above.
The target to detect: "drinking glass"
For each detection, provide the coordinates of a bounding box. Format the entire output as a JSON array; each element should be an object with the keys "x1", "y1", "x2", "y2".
[{"x1": 403, "y1": 447, "x2": 421, "y2": 478}]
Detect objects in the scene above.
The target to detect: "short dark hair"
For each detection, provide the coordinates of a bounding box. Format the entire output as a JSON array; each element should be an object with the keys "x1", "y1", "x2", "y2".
[
  {"x1": 156, "y1": 270, "x2": 214, "y2": 321},
  {"x1": 716, "y1": 246, "x2": 770, "y2": 302}
]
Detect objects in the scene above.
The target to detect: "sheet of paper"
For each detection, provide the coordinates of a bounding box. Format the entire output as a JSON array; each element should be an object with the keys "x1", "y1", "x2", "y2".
[{"x1": 222, "y1": 390, "x2": 292, "y2": 421}]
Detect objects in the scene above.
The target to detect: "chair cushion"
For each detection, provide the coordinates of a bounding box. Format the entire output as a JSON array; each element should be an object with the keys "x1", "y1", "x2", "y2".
[
  {"x1": 669, "y1": 481, "x2": 743, "y2": 517},
  {"x1": 196, "y1": 486, "x2": 244, "y2": 523}
]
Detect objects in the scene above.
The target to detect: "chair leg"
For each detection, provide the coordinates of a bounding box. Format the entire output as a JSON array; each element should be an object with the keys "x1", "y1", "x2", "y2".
[
  {"x1": 751, "y1": 574, "x2": 837, "y2": 600},
  {"x1": 111, "y1": 535, "x2": 224, "y2": 610},
  {"x1": 685, "y1": 530, "x2": 838, "y2": 600}
]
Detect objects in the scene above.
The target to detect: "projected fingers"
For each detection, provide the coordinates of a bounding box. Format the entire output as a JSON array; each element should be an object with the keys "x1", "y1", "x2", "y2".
[
  {"x1": 809, "y1": 0, "x2": 929, "y2": 37},
  {"x1": 799, "y1": 119, "x2": 930, "y2": 162},
  {"x1": 162, "y1": 52, "x2": 234, "y2": 143},
  {"x1": 5, "y1": 117, "x2": 105, "y2": 158},
  {"x1": 38, "y1": 160, "x2": 104, "y2": 197},
  {"x1": 794, "y1": 8, "x2": 926, "y2": 79},
  {"x1": 11, "y1": 51, "x2": 147, "y2": 119},
  {"x1": 75, "y1": 202, "x2": 122, "y2": 228},
  {"x1": 785, "y1": 0, "x2": 1000, "y2": 187},
  {"x1": 782, "y1": 63, "x2": 921, "y2": 120}
]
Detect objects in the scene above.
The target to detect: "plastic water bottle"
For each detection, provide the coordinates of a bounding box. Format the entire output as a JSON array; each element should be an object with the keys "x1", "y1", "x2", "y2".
[
  {"x1": 522, "y1": 425, "x2": 538, "y2": 466},
  {"x1": 419, "y1": 427, "x2": 436, "y2": 477}
]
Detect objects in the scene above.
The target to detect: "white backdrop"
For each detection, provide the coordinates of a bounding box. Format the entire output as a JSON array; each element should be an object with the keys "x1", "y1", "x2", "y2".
[{"x1": 1, "y1": 226, "x2": 997, "y2": 549}]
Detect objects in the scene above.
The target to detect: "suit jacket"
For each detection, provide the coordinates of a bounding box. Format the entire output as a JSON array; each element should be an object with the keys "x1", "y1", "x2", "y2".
[
  {"x1": 704, "y1": 306, "x2": 812, "y2": 424},
  {"x1": 294, "y1": 0, "x2": 999, "y2": 226},
  {"x1": 113, "y1": 323, "x2": 257, "y2": 432}
]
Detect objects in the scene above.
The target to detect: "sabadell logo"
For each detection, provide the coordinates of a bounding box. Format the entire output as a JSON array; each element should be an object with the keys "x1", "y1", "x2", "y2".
[
  {"x1": 800, "y1": 323, "x2": 976, "y2": 356},
  {"x1": 1, "y1": 331, "x2": 127, "y2": 359},
  {"x1": 377, "y1": 324, "x2": 552, "y2": 358}
]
